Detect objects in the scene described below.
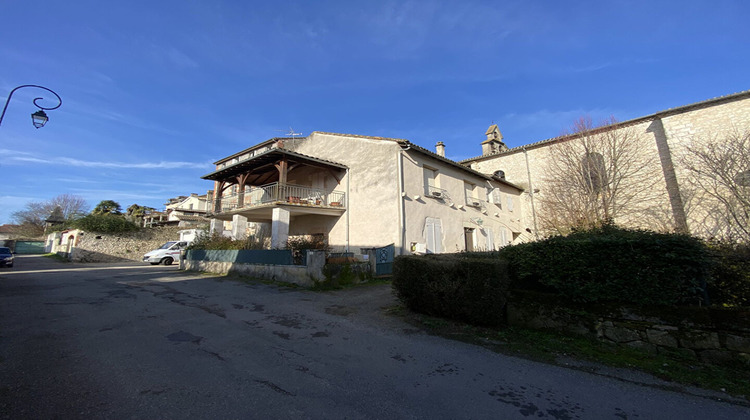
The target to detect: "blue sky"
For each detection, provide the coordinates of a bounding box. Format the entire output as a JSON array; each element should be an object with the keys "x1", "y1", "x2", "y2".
[{"x1": 1, "y1": 0, "x2": 748, "y2": 224}]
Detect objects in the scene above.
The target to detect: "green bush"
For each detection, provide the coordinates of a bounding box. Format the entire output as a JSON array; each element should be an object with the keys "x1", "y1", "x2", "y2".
[
  {"x1": 187, "y1": 232, "x2": 267, "y2": 250},
  {"x1": 706, "y1": 242, "x2": 750, "y2": 307},
  {"x1": 499, "y1": 225, "x2": 711, "y2": 306},
  {"x1": 71, "y1": 214, "x2": 139, "y2": 233},
  {"x1": 392, "y1": 253, "x2": 509, "y2": 326}
]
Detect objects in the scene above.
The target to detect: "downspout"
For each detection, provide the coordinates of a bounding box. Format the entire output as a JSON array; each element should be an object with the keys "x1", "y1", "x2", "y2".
[
  {"x1": 523, "y1": 147, "x2": 540, "y2": 240},
  {"x1": 397, "y1": 149, "x2": 406, "y2": 255},
  {"x1": 345, "y1": 168, "x2": 350, "y2": 253}
]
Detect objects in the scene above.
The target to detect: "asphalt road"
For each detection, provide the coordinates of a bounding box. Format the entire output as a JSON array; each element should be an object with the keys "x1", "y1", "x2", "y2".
[{"x1": 1, "y1": 255, "x2": 748, "y2": 419}]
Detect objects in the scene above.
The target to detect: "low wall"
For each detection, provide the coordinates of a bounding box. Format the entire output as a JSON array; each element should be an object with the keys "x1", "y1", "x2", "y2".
[
  {"x1": 507, "y1": 290, "x2": 750, "y2": 365},
  {"x1": 182, "y1": 249, "x2": 326, "y2": 287},
  {"x1": 67, "y1": 227, "x2": 183, "y2": 262}
]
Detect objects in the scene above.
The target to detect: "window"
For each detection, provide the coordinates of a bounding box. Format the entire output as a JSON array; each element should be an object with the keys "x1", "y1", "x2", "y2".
[
  {"x1": 736, "y1": 170, "x2": 750, "y2": 187},
  {"x1": 485, "y1": 229, "x2": 495, "y2": 251},
  {"x1": 490, "y1": 188, "x2": 502, "y2": 208},
  {"x1": 464, "y1": 227, "x2": 475, "y2": 252},
  {"x1": 465, "y1": 182, "x2": 480, "y2": 206},
  {"x1": 506, "y1": 195, "x2": 514, "y2": 212},
  {"x1": 424, "y1": 217, "x2": 443, "y2": 253},
  {"x1": 423, "y1": 166, "x2": 440, "y2": 196},
  {"x1": 582, "y1": 152, "x2": 607, "y2": 194}
]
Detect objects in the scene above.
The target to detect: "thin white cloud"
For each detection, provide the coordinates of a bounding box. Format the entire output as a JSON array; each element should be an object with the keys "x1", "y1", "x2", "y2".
[
  {"x1": 4, "y1": 150, "x2": 212, "y2": 169},
  {"x1": 166, "y1": 46, "x2": 199, "y2": 69},
  {"x1": 58, "y1": 157, "x2": 210, "y2": 169}
]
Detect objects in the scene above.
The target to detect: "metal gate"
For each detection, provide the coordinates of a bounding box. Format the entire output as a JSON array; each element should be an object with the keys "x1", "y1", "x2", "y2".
[
  {"x1": 375, "y1": 244, "x2": 394, "y2": 276},
  {"x1": 14, "y1": 241, "x2": 45, "y2": 254}
]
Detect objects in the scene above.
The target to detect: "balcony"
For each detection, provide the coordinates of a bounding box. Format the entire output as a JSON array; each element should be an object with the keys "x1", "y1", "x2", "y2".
[
  {"x1": 425, "y1": 185, "x2": 449, "y2": 199},
  {"x1": 210, "y1": 182, "x2": 346, "y2": 221}
]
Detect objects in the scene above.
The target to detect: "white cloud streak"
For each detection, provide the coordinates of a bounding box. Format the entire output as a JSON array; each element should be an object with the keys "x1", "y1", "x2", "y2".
[{"x1": 4, "y1": 151, "x2": 212, "y2": 170}]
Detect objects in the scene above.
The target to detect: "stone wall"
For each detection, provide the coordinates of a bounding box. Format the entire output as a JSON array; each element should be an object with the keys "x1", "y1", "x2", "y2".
[
  {"x1": 507, "y1": 290, "x2": 750, "y2": 365},
  {"x1": 70, "y1": 227, "x2": 184, "y2": 262},
  {"x1": 464, "y1": 91, "x2": 750, "y2": 240}
]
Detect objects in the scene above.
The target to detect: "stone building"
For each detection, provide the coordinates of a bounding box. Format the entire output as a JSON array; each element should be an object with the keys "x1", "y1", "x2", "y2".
[
  {"x1": 461, "y1": 90, "x2": 750, "y2": 241},
  {"x1": 203, "y1": 132, "x2": 525, "y2": 255}
]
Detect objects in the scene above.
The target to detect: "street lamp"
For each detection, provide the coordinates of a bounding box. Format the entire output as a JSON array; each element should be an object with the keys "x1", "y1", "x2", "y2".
[{"x1": 0, "y1": 84, "x2": 62, "y2": 129}]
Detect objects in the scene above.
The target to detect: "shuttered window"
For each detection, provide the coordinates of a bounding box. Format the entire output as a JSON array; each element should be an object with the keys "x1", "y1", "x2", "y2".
[{"x1": 425, "y1": 217, "x2": 443, "y2": 254}]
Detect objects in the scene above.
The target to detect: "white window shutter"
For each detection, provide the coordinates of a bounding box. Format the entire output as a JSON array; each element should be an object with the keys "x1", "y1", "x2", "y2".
[
  {"x1": 493, "y1": 189, "x2": 502, "y2": 208},
  {"x1": 434, "y1": 221, "x2": 443, "y2": 253},
  {"x1": 507, "y1": 196, "x2": 514, "y2": 212},
  {"x1": 425, "y1": 217, "x2": 443, "y2": 254}
]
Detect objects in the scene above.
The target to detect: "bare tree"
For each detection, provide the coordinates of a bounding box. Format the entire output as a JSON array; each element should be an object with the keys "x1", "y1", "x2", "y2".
[
  {"x1": 681, "y1": 130, "x2": 750, "y2": 242},
  {"x1": 538, "y1": 117, "x2": 660, "y2": 234},
  {"x1": 10, "y1": 194, "x2": 89, "y2": 237}
]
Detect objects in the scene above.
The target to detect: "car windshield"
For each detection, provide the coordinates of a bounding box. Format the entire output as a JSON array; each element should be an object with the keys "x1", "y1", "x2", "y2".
[
  {"x1": 159, "y1": 242, "x2": 177, "y2": 250},
  {"x1": 0, "y1": 247, "x2": 11, "y2": 254}
]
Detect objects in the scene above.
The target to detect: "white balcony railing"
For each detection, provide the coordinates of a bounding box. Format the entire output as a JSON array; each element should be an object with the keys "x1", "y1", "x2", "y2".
[{"x1": 212, "y1": 182, "x2": 346, "y2": 213}]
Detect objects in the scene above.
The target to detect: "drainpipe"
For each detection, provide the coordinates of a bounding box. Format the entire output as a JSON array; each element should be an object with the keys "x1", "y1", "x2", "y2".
[
  {"x1": 345, "y1": 168, "x2": 350, "y2": 253},
  {"x1": 397, "y1": 150, "x2": 406, "y2": 255},
  {"x1": 523, "y1": 147, "x2": 540, "y2": 240}
]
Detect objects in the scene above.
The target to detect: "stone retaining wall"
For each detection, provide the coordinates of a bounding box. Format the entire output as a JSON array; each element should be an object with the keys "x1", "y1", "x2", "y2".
[
  {"x1": 507, "y1": 290, "x2": 750, "y2": 365},
  {"x1": 69, "y1": 227, "x2": 184, "y2": 262}
]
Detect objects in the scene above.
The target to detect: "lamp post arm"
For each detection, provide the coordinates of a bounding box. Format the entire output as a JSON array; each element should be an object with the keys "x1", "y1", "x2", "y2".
[{"x1": 0, "y1": 84, "x2": 62, "y2": 127}]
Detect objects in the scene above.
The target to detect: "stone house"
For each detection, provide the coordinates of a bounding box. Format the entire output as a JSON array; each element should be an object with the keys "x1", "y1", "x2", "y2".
[
  {"x1": 143, "y1": 193, "x2": 211, "y2": 228},
  {"x1": 164, "y1": 193, "x2": 210, "y2": 227},
  {"x1": 461, "y1": 90, "x2": 750, "y2": 240},
  {"x1": 203, "y1": 132, "x2": 525, "y2": 255}
]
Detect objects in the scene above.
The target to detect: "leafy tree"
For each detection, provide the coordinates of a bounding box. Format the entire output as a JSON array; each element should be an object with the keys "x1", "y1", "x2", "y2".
[
  {"x1": 125, "y1": 204, "x2": 155, "y2": 226},
  {"x1": 71, "y1": 213, "x2": 139, "y2": 233},
  {"x1": 11, "y1": 194, "x2": 88, "y2": 237},
  {"x1": 126, "y1": 204, "x2": 154, "y2": 217},
  {"x1": 92, "y1": 200, "x2": 123, "y2": 215}
]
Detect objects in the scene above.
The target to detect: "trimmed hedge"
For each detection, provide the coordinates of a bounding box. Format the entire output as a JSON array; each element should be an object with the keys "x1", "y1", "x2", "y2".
[
  {"x1": 499, "y1": 225, "x2": 711, "y2": 306},
  {"x1": 392, "y1": 253, "x2": 509, "y2": 326},
  {"x1": 707, "y1": 242, "x2": 750, "y2": 307}
]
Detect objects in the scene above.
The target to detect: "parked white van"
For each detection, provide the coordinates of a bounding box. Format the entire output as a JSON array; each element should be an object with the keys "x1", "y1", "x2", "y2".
[{"x1": 143, "y1": 241, "x2": 189, "y2": 265}]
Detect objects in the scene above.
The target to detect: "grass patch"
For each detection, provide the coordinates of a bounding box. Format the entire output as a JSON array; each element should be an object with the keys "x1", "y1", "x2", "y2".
[
  {"x1": 397, "y1": 307, "x2": 750, "y2": 399},
  {"x1": 311, "y1": 277, "x2": 391, "y2": 291},
  {"x1": 222, "y1": 272, "x2": 301, "y2": 289},
  {"x1": 42, "y1": 253, "x2": 69, "y2": 262}
]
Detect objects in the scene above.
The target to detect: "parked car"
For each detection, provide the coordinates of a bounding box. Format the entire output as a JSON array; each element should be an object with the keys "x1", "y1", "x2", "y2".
[
  {"x1": 143, "y1": 241, "x2": 189, "y2": 265},
  {"x1": 0, "y1": 247, "x2": 14, "y2": 268}
]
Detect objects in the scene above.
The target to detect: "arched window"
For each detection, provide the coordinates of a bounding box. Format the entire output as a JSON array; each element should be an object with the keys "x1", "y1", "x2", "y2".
[
  {"x1": 735, "y1": 170, "x2": 750, "y2": 187},
  {"x1": 582, "y1": 152, "x2": 607, "y2": 193}
]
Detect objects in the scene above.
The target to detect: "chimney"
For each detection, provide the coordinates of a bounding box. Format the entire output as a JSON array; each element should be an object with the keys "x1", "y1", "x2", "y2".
[{"x1": 436, "y1": 141, "x2": 445, "y2": 157}]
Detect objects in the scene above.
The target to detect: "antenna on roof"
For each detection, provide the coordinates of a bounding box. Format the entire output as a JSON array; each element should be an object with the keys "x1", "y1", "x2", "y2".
[{"x1": 277, "y1": 126, "x2": 302, "y2": 138}]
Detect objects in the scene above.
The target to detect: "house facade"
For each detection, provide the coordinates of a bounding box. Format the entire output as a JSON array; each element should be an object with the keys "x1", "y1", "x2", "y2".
[
  {"x1": 203, "y1": 132, "x2": 525, "y2": 255},
  {"x1": 143, "y1": 193, "x2": 211, "y2": 228},
  {"x1": 165, "y1": 193, "x2": 210, "y2": 227},
  {"x1": 461, "y1": 90, "x2": 750, "y2": 241}
]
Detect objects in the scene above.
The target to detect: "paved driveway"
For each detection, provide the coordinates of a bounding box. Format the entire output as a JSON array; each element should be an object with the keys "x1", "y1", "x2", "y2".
[{"x1": 1, "y1": 256, "x2": 748, "y2": 419}]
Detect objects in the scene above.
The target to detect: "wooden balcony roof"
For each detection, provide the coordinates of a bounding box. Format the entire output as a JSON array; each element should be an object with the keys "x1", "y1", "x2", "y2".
[{"x1": 201, "y1": 148, "x2": 347, "y2": 183}]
